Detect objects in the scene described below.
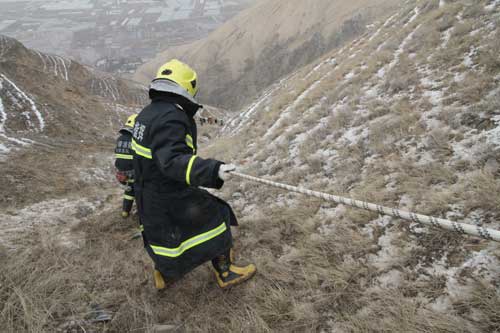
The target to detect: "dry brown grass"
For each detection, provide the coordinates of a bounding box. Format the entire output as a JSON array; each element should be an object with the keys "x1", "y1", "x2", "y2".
[
  {"x1": 335, "y1": 290, "x2": 473, "y2": 333},
  {"x1": 459, "y1": 170, "x2": 500, "y2": 215},
  {"x1": 477, "y1": 29, "x2": 500, "y2": 73},
  {"x1": 462, "y1": 281, "x2": 500, "y2": 332},
  {"x1": 4, "y1": 1, "x2": 500, "y2": 332},
  {"x1": 453, "y1": 72, "x2": 493, "y2": 105}
]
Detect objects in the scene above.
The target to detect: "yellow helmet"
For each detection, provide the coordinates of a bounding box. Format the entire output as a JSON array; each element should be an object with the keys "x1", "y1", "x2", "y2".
[
  {"x1": 125, "y1": 114, "x2": 137, "y2": 128},
  {"x1": 154, "y1": 59, "x2": 198, "y2": 97}
]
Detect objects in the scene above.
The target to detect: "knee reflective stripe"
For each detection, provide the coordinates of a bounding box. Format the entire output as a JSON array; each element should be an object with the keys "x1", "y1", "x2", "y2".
[
  {"x1": 150, "y1": 222, "x2": 227, "y2": 258},
  {"x1": 139, "y1": 225, "x2": 144, "y2": 232},
  {"x1": 186, "y1": 155, "x2": 198, "y2": 185},
  {"x1": 124, "y1": 194, "x2": 135, "y2": 201},
  {"x1": 127, "y1": 179, "x2": 135, "y2": 184},
  {"x1": 131, "y1": 139, "x2": 152, "y2": 159},
  {"x1": 115, "y1": 153, "x2": 133, "y2": 160}
]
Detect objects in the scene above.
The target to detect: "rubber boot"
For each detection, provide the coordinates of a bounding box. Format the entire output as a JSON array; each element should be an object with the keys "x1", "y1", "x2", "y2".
[
  {"x1": 122, "y1": 198, "x2": 133, "y2": 218},
  {"x1": 211, "y1": 249, "x2": 256, "y2": 289},
  {"x1": 153, "y1": 269, "x2": 167, "y2": 290}
]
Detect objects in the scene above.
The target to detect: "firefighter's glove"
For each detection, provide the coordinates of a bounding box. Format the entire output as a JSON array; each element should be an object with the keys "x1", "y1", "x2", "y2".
[
  {"x1": 218, "y1": 164, "x2": 236, "y2": 181},
  {"x1": 115, "y1": 171, "x2": 128, "y2": 185}
]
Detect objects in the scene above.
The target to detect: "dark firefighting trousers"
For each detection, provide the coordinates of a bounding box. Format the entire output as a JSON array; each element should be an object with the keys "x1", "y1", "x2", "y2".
[
  {"x1": 123, "y1": 180, "x2": 135, "y2": 214},
  {"x1": 136, "y1": 184, "x2": 237, "y2": 281}
]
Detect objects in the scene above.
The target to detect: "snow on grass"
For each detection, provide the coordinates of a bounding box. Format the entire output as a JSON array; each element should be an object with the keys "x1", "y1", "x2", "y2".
[
  {"x1": 0, "y1": 81, "x2": 5, "y2": 133},
  {"x1": 0, "y1": 196, "x2": 103, "y2": 249},
  {"x1": 368, "y1": 13, "x2": 398, "y2": 44},
  {"x1": 225, "y1": 74, "x2": 297, "y2": 134},
  {"x1": 288, "y1": 113, "x2": 329, "y2": 160},
  {"x1": 463, "y1": 46, "x2": 478, "y2": 68},
  {"x1": 57, "y1": 56, "x2": 69, "y2": 81},
  {"x1": 339, "y1": 124, "x2": 370, "y2": 146},
  {"x1": 377, "y1": 24, "x2": 421, "y2": 79},
  {"x1": 439, "y1": 0, "x2": 446, "y2": 7},
  {"x1": 264, "y1": 78, "x2": 325, "y2": 139},
  {"x1": 390, "y1": 24, "x2": 421, "y2": 68},
  {"x1": 486, "y1": 115, "x2": 500, "y2": 149},
  {"x1": 366, "y1": 217, "x2": 417, "y2": 271},
  {"x1": 77, "y1": 154, "x2": 115, "y2": 184},
  {"x1": 419, "y1": 65, "x2": 440, "y2": 90},
  {"x1": 485, "y1": 0, "x2": 500, "y2": 11},
  {"x1": 376, "y1": 67, "x2": 386, "y2": 79},
  {"x1": 383, "y1": 13, "x2": 398, "y2": 28},
  {"x1": 32, "y1": 50, "x2": 47, "y2": 71},
  {"x1": 0, "y1": 74, "x2": 44, "y2": 131},
  {"x1": 49, "y1": 55, "x2": 59, "y2": 77},
  {"x1": 425, "y1": 244, "x2": 500, "y2": 312},
  {"x1": 440, "y1": 27, "x2": 454, "y2": 49},
  {"x1": 423, "y1": 90, "x2": 443, "y2": 107},
  {"x1": 403, "y1": 7, "x2": 420, "y2": 28},
  {"x1": 454, "y1": 71, "x2": 466, "y2": 82},
  {"x1": 304, "y1": 57, "x2": 337, "y2": 80},
  {"x1": 377, "y1": 269, "x2": 403, "y2": 288},
  {"x1": 0, "y1": 134, "x2": 32, "y2": 146},
  {"x1": 344, "y1": 71, "x2": 356, "y2": 80},
  {"x1": 450, "y1": 126, "x2": 498, "y2": 163},
  {"x1": 0, "y1": 142, "x2": 10, "y2": 153}
]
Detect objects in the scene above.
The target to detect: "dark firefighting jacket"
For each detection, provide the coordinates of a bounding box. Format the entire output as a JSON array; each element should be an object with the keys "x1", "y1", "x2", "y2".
[
  {"x1": 132, "y1": 87, "x2": 236, "y2": 280},
  {"x1": 114, "y1": 128, "x2": 134, "y2": 172}
]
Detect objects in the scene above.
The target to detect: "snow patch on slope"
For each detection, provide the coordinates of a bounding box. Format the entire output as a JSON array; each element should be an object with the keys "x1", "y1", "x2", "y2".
[
  {"x1": 485, "y1": 0, "x2": 500, "y2": 11},
  {"x1": 0, "y1": 73, "x2": 44, "y2": 131},
  {"x1": 378, "y1": 24, "x2": 422, "y2": 78},
  {"x1": 404, "y1": 7, "x2": 420, "y2": 28},
  {"x1": 0, "y1": 80, "x2": 5, "y2": 133}
]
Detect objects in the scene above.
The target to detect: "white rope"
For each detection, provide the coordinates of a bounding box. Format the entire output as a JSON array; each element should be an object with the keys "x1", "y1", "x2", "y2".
[{"x1": 231, "y1": 172, "x2": 500, "y2": 242}]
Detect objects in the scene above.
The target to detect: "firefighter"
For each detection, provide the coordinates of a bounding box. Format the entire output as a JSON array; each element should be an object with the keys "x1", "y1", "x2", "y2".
[
  {"x1": 132, "y1": 59, "x2": 256, "y2": 290},
  {"x1": 114, "y1": 114, "x2": 137, "y2": 218}
]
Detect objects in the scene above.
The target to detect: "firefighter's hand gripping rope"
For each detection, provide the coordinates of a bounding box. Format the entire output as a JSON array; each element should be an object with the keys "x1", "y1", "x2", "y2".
[{"x1": 229, "y1": 171, "x2": 500, "y2": 242}]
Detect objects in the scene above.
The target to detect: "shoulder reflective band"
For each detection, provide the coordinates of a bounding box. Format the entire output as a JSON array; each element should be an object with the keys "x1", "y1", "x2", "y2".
[
  {"x1": 186, "y1": 134, "x2": 194, "y2": 150},
  {"x1": 131, "y1": 139, "x2": 152, "y2": 159},
  {"x1": 115, "y1": 153, "x2": 133, "y2": 160},
  {"x1": 186, "y1": 155, "x2": 198, "y2": 185},
  {"x1": 150, "y1": 222, "x2": 227, "y2": 258},
  {"x1": 124, "y1": 194, "x2": 135, "y2": 200},
  {"x1": 186, "y1": 134, "x2": 196, "y2": 153}
]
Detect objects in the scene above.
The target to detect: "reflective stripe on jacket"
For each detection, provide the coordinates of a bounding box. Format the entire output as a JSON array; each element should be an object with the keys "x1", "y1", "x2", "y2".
[{"x1": 114, "y1": 131, "x2": 134, "y2": 172}]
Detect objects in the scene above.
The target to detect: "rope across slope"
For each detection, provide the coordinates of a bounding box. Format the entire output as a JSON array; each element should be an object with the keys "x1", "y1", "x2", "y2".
[{"x1": 231, "y1": 171, "x2": 500, "y2": 242}]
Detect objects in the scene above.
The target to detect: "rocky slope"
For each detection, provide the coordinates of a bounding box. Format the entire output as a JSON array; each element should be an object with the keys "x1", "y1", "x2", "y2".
[{"x1": 134, "y1": 0, "x2": 400, "y2": 110}]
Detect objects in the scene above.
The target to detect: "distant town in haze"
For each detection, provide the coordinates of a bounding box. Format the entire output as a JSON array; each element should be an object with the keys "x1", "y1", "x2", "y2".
[{"x1": 0, "y1": 0, "x2": 252, "y2": 75}]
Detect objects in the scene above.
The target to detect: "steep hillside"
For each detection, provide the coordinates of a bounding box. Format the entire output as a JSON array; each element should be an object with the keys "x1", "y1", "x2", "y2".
[
  {"x1": 0, "y1": 35, "x2": 145, "y2": 208},
  {"x1": 1, "y1": 1, "x2": 500, "y2": 332},
  {"x1": 134, "y1": 0, "x2": 400, "y2": 110},
  {"x1": 206, "y1": 0, "x2": 500, "y2": 330}
]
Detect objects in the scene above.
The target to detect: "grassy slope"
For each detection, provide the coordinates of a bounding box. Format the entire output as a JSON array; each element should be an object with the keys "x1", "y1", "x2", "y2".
[{"x1": 2, "y1": 0, "x2": 500, "y2": 332}]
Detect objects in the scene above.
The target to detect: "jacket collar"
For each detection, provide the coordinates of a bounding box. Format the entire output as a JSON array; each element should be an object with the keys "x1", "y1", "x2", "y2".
[
  {"x1": 149, "y1": 79, "x2": 202, "y2": 118},
  {"x1": 119, "y1": 127, "x2": 133, "y2": 135}
]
